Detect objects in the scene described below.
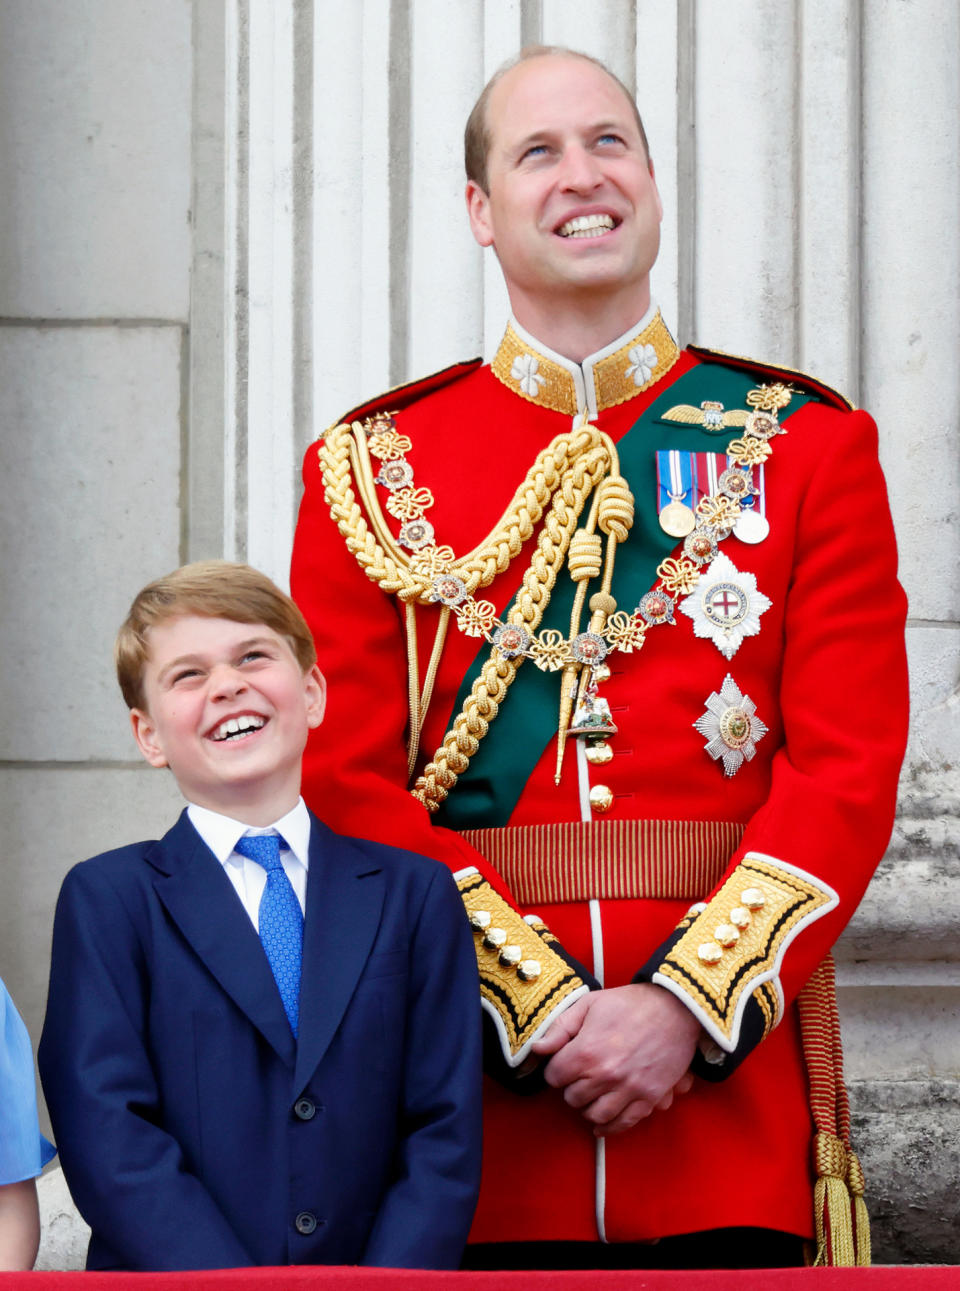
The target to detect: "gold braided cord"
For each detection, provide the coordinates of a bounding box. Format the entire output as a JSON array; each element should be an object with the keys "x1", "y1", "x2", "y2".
[
  {"x1": 555, "y1": 447, "x2": 634, "y2": 781},
  {"x1": 412, "y1": 438, "x2": 613, "y2": 811},
  {"x1": 321, "y1": 425, "x2": 412, "y2": 599},
  {"x1": 351, "y1": 427, "x2": 413, "y2": 574},
  {"x1": 320, "y1": 419, "x2": 608, "y2": 604},
  {"x1": 797, "y1": 957, "x2": 870, "y2": 1267},
  {"x1": 404, "y1": 604, "x2": 452, "y2": 782},
  {"x1": 404, "y1": 602, "x2": 421, "y2": 780},
  {"x1": 418, "y1": 606, "x2": 451, "y2": 745}
]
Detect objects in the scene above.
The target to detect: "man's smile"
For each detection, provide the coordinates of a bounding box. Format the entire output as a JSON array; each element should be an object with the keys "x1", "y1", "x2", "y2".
[{"x1": 556, "y1": 213, "x2": 618, "y2": 238}]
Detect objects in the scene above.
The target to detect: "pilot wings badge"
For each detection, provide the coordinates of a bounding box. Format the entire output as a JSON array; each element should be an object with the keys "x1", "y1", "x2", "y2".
[{"x1": 660, "y1": 400, "x2": 749, "y2": 432}]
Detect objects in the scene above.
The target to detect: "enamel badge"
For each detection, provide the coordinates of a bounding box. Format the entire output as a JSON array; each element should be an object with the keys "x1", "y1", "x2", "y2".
[
  {"x1": 570, "y1": 680, "x2": 618, "y2": 738},
  {"x1": 678, "y1": 552, "x2": 771, "y2": 660},
  {"x1": 694, "y1": 675, "x2": 768, "y2": 776}
]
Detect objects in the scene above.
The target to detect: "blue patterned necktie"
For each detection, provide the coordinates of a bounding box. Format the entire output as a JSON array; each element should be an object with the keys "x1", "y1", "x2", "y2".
[{"x1": 234, "y1": 832, "x2": 303, "y2": 1037}]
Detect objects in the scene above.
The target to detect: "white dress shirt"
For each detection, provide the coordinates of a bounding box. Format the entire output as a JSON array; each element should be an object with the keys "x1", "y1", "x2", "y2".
[{"x1": 186, "y1": 798, "x2": 312, "y2": 930}]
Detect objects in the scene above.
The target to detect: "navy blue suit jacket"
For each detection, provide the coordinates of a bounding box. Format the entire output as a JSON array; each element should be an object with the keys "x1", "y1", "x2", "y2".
[{"x1": 39, "y1": 810, "x2": 481, "y2": 1271}]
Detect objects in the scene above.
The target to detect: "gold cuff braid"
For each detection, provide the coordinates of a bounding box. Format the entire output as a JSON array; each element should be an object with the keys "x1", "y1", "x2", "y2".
[
  {"x1": 653, "y1": 854, "x2": 837, "y2": 1049},
  {"x1": 455, "y1": 868, "x2": 588, "y2": 1065}
]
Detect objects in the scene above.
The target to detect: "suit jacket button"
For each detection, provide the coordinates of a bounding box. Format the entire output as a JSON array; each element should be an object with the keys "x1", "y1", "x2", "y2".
[
  {"x1": 294, "y1": 1097, "x2": 316, "y2": 1121},
  {"x1": 295, "y1": 1211, "x2": 318, "y2": 1235}
]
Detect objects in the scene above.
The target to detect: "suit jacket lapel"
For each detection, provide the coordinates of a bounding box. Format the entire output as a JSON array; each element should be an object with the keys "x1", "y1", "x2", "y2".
[
  {"x1": 148, "y1": 811, "x2": 296, "y2": 1068},
  {"x1": 294, "y1": 815, "x2": 385, "y2": 1092}
]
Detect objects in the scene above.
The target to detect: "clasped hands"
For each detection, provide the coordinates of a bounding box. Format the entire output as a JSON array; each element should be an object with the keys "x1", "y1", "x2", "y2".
[{"x1": 531, "y1": 982, "x2": 700, "y2": 1136}]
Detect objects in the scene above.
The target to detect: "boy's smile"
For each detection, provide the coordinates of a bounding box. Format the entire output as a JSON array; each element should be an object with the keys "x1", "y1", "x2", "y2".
[{"x1": 131, "y1": 615, "x2": 325, "y2": 824}]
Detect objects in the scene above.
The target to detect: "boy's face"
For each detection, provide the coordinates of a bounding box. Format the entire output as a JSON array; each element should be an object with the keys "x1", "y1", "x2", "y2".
[{"x1": 131, "y1": 615, "x2": 326, "y2": 822}]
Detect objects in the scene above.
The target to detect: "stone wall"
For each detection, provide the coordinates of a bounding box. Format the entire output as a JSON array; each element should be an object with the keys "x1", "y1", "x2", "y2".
[{"x1": 0, "y1": 0, "x2": 191, "y2": 1069}]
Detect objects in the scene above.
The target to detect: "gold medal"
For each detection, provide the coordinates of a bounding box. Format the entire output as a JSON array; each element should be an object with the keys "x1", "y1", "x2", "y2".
[{"x1": 659, "y1": 496, "x2": 697, "y2": 538}]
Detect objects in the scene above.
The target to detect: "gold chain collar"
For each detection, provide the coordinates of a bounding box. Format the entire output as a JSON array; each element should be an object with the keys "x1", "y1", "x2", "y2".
[{"x1": 491, "y1": 311, "x2": 680, "y2": 416}]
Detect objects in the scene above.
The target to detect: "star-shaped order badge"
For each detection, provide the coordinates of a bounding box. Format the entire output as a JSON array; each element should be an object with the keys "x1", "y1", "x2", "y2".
[
  {"x1": 694, "y1": 675, "x2": 768, "y2": 776},
  {"x1": 678, "y1": 552, "x2": 771, "y2": 660}
]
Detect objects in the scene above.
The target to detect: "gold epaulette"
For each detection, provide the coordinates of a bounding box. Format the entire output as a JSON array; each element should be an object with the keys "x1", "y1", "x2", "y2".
[
  {"x1": 320, "y1": 358, "x2": 482, "y2": 438},
  {"x1": 688, "y1": 344, "x2": 856, "y2": 412},
  {"x1": 454, "y1": 867, "x2": 591, "y2": 1067}
]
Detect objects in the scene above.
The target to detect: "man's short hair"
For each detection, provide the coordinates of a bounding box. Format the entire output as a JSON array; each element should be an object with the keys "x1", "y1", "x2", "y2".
[
  {"x1": 464, "y1": 45, "x2": 652, "y2": 194},
  {"x1": 115, "y1": 560, "x2": 317, "y2": 710}
]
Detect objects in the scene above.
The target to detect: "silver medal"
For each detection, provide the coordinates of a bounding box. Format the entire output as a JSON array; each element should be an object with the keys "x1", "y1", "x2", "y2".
[{"x1": 733, "y1": 507, "x2": 770, "y2": 545}]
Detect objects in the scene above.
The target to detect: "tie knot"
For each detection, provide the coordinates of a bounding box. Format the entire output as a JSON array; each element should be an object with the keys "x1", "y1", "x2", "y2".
[{"x1": 234, "y1": 832, "x2": 284, "y2": 872}]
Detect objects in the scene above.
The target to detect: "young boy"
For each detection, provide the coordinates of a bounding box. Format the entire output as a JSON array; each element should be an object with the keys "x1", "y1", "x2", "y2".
[{"x1": 39, "y1": 561, "x2": 482, "y2": 1272}]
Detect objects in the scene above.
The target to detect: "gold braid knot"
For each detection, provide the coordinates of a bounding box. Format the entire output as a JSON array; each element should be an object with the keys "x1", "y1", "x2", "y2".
[
  {"x1": 596, "y1": 474, "x2": 634, "y2": 541},
  {"x1": 568, "y1": 530, "x2": 603, "y2": 582}
]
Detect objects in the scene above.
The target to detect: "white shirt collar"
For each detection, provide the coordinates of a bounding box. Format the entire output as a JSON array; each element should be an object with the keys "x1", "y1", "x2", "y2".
[{"x1": 187, "y1": 798, "x2": 312, "y2": 869}]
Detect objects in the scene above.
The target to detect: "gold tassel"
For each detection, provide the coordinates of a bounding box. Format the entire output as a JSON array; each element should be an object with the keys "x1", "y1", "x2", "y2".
[
  {"x1": 812, "y1": 1132, "x2": 856, "y2": 1266},
  {"x1": 846, "y1": 1150, "x2": 871, "y2": 1266}
]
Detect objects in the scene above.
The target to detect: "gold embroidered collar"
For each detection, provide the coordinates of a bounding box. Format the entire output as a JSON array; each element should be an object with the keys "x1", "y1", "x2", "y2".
[{"x1": 491, "y1": 309, "x2": 680, "y2": 417}]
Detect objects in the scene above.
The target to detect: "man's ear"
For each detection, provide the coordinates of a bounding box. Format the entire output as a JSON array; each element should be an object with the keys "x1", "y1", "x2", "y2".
[
  {"x1": 648, "y1": 159, "x2": 663, "y2": 223},
  {"x1": 304, "y1": 665, "x2": 327, "y2": 730},
  {"x1": 130, "y1": 709, "x2": 169, "y2": 769},
  {"x1": 465, "y1": 179, "x2": 494, "y2": 248}
]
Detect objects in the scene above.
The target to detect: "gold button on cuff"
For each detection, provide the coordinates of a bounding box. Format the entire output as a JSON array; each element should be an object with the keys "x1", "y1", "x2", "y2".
[
  {"x1": 741, "y1": 888, "x2": 766, "y2": 910},
  {"x1": 730, "y1": 906, "x2": 751, "y2": 929},
  {"x1": 517, "y1": 959, "x2": 542, "y2": 982},
  {"x1": 469, "y1": 909, "x2": 492, "y2": 931},
  {"x1": 714, "y1": 923, "x2": 740, "y2": 947},
  {"x1": 483, "y1": 927, "x2": 507, "y2": 950},
  {"x1": 698, "y1": 942, "x2": 723, "y2": 965},
  {"x1": 499, "y1": 944, "x2": 522, "y2": 968},
  {"x1": 589, "y1": 784, "x2": 614, "y2": 814}
]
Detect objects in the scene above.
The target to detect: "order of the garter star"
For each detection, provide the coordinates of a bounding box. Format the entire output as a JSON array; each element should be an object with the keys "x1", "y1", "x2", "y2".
[{"x1": 679, "y1": 552, "x2": 772, "y2": 660}]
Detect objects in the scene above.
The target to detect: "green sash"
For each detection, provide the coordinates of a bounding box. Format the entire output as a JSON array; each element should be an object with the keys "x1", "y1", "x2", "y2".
[{"x1": 433, "y1": 360, "x2": 811, "y2": 830}]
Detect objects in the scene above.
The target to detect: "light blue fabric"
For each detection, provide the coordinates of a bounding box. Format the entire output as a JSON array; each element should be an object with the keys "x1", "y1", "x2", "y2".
[
  {"x1": 0, "y1": 978, "x2": 55, "y2": 1183},
  {"x1": 234, "y1": 833, "x2": 303, "y2": 1037}
]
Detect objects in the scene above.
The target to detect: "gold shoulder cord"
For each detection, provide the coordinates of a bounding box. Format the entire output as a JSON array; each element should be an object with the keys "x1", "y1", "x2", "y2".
[{"x1": 320, "y1": 417, "x2": 620, "y2": 790}]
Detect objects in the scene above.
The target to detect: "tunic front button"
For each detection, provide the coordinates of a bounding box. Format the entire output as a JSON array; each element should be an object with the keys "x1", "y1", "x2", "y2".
[
  {"x1": 589, "y1": 784, "x2": 614, "y2": 813},
  {"x1": 585, "y1": 740, "x2": 613, "y2": 765}
]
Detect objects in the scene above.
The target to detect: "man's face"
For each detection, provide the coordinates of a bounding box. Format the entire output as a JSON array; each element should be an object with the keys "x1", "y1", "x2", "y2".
[{"x1": 466, "y1": 55, "x2": 662, "y2": 320}]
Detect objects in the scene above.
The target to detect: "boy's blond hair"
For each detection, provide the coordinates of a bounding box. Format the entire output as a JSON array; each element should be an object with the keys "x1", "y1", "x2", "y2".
[{"x1": 115, "y1": 561, "x2": 317, "y2": 710}]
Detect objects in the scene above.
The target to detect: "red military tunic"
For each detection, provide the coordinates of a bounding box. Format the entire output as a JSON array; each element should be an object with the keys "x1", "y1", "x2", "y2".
[{"x1": 291, "y1": 308, "x2": 908, "y2": 1247}]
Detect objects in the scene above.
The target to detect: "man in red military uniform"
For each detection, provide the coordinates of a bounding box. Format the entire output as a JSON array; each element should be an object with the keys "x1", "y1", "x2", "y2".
[{"x1": 291, "y1": 47, "x2": 908, "y2": 1269}]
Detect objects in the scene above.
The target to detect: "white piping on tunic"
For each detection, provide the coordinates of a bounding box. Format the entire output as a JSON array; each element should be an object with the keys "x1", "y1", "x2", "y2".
[
  {"x1": 576, "y1": 738, "x2": 593, "y2": 822},
  {"x1": 595, "y1": 1137, "x2": 608, "y2": 1244},
  {"x1": 589, "y1": 896, "x2": 608, "y2": 1241}
]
